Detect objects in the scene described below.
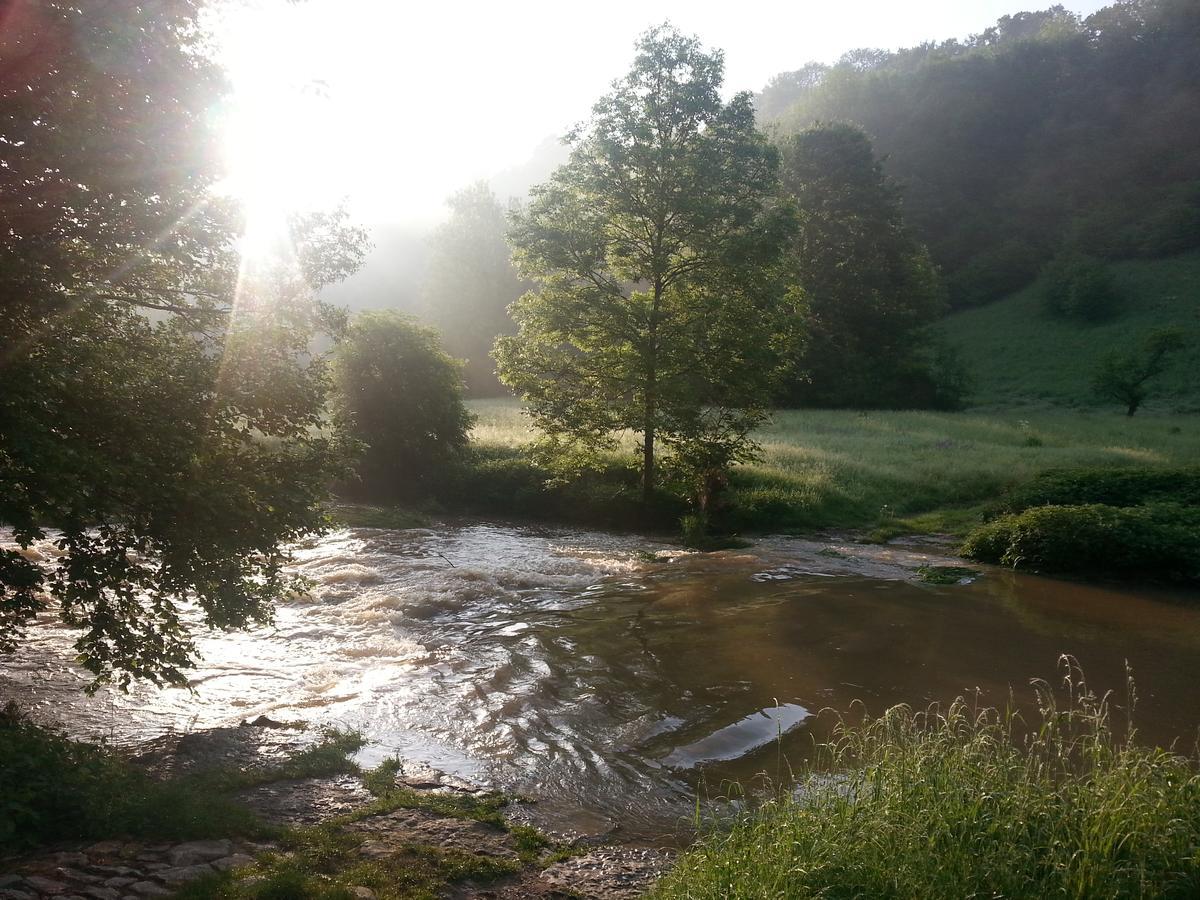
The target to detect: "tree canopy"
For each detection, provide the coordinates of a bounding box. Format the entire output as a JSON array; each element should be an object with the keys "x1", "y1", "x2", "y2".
[
  {"x1": 778, "y1": 123, "x2": 947, "y2": 408},
  {"x1": 333, "y1": 312, "x2": 474, "y2": 500},
  {"x1": 420, "y1": 183, "x2": 527, "y2": 396},
  {"x1": 495, "y1": 25, "x2": 799, "y2": 508},
  {"x1": 0, "y1": 1, "x2": 366, "y2": 688},
  {"x1": 759, "y1": 0, "x2": 1200, "y2": 308},
  {"x1": 1092, "y1": 326, "x2": 1187, "y2": 416}
]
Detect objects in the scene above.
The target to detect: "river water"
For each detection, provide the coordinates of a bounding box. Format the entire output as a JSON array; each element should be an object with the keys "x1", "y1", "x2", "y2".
[{"x1": 4, "y1": 523, "x2": 1199, "y2": 841}]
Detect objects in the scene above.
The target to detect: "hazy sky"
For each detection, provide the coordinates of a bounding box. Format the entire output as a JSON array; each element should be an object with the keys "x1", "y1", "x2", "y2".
[{"x1": 216, "y1": 0, "x2": 1111, "y2": 226}]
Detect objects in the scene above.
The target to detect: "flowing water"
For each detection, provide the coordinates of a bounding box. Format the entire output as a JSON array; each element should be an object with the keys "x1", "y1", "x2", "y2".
[{"x1": 4, "y1": 523, "x2": 1200, "y2": 842}]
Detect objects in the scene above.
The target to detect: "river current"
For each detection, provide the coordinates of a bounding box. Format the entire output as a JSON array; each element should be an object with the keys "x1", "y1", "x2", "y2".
[{"x1": 4, "y1": 523, "x2": 1199, "y2": 840}]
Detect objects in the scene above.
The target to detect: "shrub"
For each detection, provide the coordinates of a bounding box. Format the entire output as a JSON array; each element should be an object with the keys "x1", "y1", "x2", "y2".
[
  {"x1": 1040, "y1": 252, "x2": 1122, "y2": 322},
  {"x1": 333, "y1": 311, "x2": 474, "y2": 501},
  {"x1": 945, "y1": 238, "x2": 1044, "y2": 309},
  {"x1": 961, "y1": 502, "x2": 1200, "y2": 583},
  {"x1": 1132, "y1": 180, "x2": 1200, "y2": 258},
  {"x1": 989, "y1": 465, "x2": 1200, "y2": 517}
]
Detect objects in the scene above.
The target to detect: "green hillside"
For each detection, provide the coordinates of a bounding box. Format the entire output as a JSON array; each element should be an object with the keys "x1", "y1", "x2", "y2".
[{"x1": 941, "y1": 253, "x2": 1200, "y2": 412}]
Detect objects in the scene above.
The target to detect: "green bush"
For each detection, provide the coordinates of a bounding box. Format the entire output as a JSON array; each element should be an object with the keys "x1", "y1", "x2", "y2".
[
  {"x1": 652, "y1": 663, "x2": 1200, "y2": 899},
  {"x1": 333, "y1": 311, "x2": 475, "y2": 502},
  {"x1": 945, "y1": 238, "x2": 1045, "y2": 309},
  {"x1": 990, "y1": 466, "x2": 1200, "y2": 517},
  {"x1": 1040, "y1": 253, "x2": 1122, "y2": 322},
  {"x1": 962, "y1": 502, "x2": 1200, "y2": 582}
]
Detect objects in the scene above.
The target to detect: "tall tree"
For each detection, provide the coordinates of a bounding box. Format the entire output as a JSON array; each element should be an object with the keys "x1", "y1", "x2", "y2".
[
  {"x1": 778, "y1": 123, "x2": 946, "y2": 408},
  {"x1": 495, "y1": 25, "x2": 798, "y2": 508},
  {"x1": 0, "y1": 1, "x2": 366, "y2": 688},
  {"x1": 421, "y1": 183, "x2": 527, "y2": 396}
]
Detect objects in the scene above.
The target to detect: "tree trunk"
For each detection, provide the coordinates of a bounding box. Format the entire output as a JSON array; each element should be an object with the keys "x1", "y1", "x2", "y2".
[
  {"x1": 1126, "y1": 399, "x2": 1139, "y2": 417},
  {"x1": 642, "y1": 392, "x2": 656, "y2": 505},
  {"x1": 643, "y1": 277, "x2": 662, "y2": 507}
]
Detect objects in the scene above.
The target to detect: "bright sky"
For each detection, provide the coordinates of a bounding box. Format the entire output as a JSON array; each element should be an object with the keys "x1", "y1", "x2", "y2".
[{"x1": 216, "y1": 0, "x2": 1110, "y2": 227}]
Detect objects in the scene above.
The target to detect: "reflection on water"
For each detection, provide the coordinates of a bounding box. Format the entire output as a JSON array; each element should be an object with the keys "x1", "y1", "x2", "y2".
[{"x1": 3, "y1": 524, "x2": 1199, "y2": 840}]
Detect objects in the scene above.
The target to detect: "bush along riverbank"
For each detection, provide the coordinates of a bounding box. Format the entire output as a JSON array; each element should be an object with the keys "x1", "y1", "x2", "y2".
[
  {"x1": 652, "y1": 659, "x2": 1200, "y2": 900},
  {"x1": 0, "y1": 707, "x2": 669, "y2": 900},
  {"x1": 962, "y1": 467, "x2": 1200, "y2": 584}
]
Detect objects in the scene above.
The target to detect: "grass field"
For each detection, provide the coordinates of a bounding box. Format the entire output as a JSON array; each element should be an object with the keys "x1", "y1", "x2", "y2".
[
  {"x1": 940, "y1": 252, "x2": 1200, "y2": 412},
  {"x1": 467, "y1": 399, "x2": 1200, "y2": 537}
]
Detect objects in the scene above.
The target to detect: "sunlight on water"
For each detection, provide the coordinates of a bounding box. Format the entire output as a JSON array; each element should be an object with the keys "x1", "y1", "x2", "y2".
[{"x1": 4, "y1": 524, "x2": 1200, "y2": 839}]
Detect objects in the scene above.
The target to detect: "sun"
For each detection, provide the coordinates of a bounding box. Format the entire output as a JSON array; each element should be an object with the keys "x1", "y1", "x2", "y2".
[{"x1": 212, "y1": 2, "x2": 354, "y2": 260}]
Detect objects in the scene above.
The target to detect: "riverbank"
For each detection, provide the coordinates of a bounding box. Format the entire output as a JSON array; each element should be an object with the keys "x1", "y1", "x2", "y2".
[{"x1": 0, "y1": 714, "x2": 670, "y2": 899}]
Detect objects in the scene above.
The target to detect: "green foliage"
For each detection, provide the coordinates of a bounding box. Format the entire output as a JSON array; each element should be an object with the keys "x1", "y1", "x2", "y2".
[
  {"x1": 178, "y1": 829, "x2": 521, "y2": 900},
  {"x1": 0, "y1": 711, "x2": 362, "y2": 852},
  {"x1": 333, "y1": 312, "x2": 474, "y2": 501},
  {"x1": 939, "y1": 253, "x2": 1200, "y2": 411},
  {"x1": 495, "y1": 25, "x2": 799, "y2": 508},
  {"x1": 776, "y1": 123, "x2": 947, "y2": 408},
  {"x1": 1041, "y1": 252, "x2": 1123, "y2": 321},
  {"x1": 420, "y1": 183, "x2": 527, "y2": 396},
  {"x1": 942, "y1": 239, "x2": 1044, "y2": 310},
  {"x1": 1092, "y1": 326, "x2": 1188, "y2": 416},
  {"x1": 0, "y1": 3, "x2": 367, "y2": 688},
  {"x1": 763, "y1": 0, "x2": 1200, "y2": 307},
  {"x1": 467, "y1": 399, "x2": 1200, "y2": 538},
  {"x1": 915, "y1": 565, "x2": 979, "y2": 585},
  {"x1": 652, "y1": 662, "x2": 1200, "y2": 899},
  {"x1": 989, "y1": 465, "x2": 1200, "y2": 516},
  {"x1": 962, "y1": 503, "x2": 1200, "y2": 582}
]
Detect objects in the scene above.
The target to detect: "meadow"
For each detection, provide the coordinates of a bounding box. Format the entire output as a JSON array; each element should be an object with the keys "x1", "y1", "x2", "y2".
[
  {"x1": 467, "y1": 399, "x2": 1200, "y2": 538},
  {"x1": 939, "y1": 252, "x2": 1200, "y2": 412}
]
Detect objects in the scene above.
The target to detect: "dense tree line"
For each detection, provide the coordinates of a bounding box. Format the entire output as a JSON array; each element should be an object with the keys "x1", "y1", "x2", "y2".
[{"x1": 759, "y1": 0, "x2": 1200, "y2": 308}]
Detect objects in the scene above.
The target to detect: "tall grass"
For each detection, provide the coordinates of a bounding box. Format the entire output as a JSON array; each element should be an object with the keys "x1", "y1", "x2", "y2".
[
  {"x1": 652, "y1": 659, "x2": 1200, "y2": 899},
  {"x1": 466, "y1": 400, "x2": 1200, "y2": 535}
]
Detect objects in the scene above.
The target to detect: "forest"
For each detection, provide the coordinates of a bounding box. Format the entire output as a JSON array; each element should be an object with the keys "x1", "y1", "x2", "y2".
[{"x1": 1, "y1": 2, "x2": 1199, "y2": 899}]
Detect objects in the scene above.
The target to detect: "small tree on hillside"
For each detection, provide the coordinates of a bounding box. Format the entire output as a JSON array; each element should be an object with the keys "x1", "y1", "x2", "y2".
[
  {"x1": 494, "y1": 25, "x2": 799, "y2": 508},
  {"x1": 1091, "y1": 326, "x2": 1186, "y2": 416},
  {"x1": 334, "y1": 312, "x2": 474, "y2": 498}
]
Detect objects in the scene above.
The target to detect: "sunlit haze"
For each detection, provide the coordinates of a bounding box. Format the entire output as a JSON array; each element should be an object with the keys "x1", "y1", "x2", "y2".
[{"x1": 216, "y1": 0, "x2": 1110, "y2": 226}]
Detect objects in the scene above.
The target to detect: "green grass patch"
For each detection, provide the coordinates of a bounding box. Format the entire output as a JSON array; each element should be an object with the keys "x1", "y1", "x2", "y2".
[
  {"x1": 915, "y1": 565, "x2": 980, "y2": 585},
  {"x1": 940, "y1": 252, "x2": 1200, "y2": 412},
  {"x1": 0, "y1": 710, "x2": 363, "y2": 852},
  {"x1": 651, "y1": 661, "x2": 1200, "y2": 899},
  {"x1": 177, "y1": 827, "x2": 521, "y2": 900},
  {"x1": 464, "y1": 400, "x2": 1200, "y2": 539},
  {"x1": 357, "y1": 757, "x2": 573, "y2": 866}
]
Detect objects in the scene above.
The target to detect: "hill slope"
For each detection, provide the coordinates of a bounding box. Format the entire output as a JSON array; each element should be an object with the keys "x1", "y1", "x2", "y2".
[{"x1": 941, "y1": 253, "x2": 1200, "y2": 412}]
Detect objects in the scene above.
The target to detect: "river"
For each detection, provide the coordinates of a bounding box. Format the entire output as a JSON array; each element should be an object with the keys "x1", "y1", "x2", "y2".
[{"x1": 3, "y1": 523, "x2": 1199, "y2": 842}]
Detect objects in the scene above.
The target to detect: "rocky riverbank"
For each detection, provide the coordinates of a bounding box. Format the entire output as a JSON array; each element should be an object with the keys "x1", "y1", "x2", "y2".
[{"x1": 0, "y1": 721, "x2": 672, "y2": 900}]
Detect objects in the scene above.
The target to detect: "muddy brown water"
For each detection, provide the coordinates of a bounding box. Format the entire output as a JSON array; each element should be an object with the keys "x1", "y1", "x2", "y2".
[{"x1": 3, "y1": 523, "x2": 1198, "y2": 843}]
